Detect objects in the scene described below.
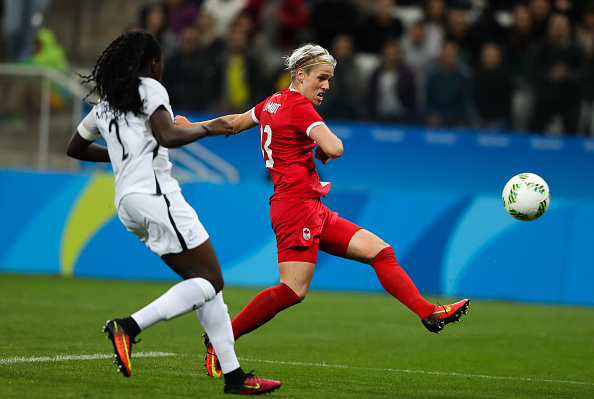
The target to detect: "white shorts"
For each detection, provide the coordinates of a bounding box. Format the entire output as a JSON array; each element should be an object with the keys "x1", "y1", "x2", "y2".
[{"x1": 117, "y1": 191, "x2": 209, "y2": 257}]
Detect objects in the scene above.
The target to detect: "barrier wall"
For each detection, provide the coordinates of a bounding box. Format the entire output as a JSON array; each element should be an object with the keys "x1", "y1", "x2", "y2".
[{"x1": 1, "y1": 122, "x2": 593, "y2": 306}]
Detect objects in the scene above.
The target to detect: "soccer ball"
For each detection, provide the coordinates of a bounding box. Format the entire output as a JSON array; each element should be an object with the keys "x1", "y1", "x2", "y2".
[{"x1": 502, "y1": 173, "x2": 550, "y2": 221}]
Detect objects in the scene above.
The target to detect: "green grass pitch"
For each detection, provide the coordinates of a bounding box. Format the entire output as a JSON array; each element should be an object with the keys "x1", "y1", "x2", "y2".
[{"x1": 1, "y1": 273, "x2": 593, "y2": 398}]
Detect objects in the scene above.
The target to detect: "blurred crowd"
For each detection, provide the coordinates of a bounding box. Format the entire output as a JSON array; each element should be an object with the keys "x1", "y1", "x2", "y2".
[{"x1": 3, "y1": 0, "x2": 594, "y2": 135}]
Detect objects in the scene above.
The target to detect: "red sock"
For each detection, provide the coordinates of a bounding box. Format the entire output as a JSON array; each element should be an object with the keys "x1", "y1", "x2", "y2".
[
  {"x1": 371, "y1": 246, "x2": 434, "y2": 319},
  {"x1": 232, "y1": 283, "x2": 301, "y2": 341}
]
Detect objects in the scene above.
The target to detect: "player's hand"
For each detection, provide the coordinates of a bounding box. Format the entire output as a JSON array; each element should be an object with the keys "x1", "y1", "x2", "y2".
[
  {"x1": 315, "y1": 145, "x2": 330, "y2": 164},
  {"x1": 206, "y1": 117, "x2": 234, "y2": 137},
  {"x1": 174, "y1": 115, "x2": 192, "y2": 128}
]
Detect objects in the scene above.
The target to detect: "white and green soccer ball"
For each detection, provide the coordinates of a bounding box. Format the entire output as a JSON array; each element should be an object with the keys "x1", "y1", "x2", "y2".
[{"x1": 502, "y1": 173, "x2": 550, "y2": 221}]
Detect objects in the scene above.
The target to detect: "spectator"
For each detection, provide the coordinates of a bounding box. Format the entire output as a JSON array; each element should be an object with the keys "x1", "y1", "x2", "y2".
[
  {"x1": 305, "y1": 0, "x2": 361, "y2": 50},
  {"x1": 445, "y1": 8, "x2": 475, "y2": 65},
  {"x1": 217, "y1": 23, "x2": 262, "y2": 113},
  {"x1": 140, "y1": 3, "x2": 178, "y2": 60},
  {"x1": 425, "y1": 41, "x2": 470, "y2": 127},
  {"x1": 162, "y1": 25, "x2": 222, "y2": 112},
  {"x1": 467, "y1": 4, "x2": 507, "y2": 48},
  {"x1": 400, "y1": 20, "x2": 435, "y2": 109},
  {"x1": 527, "y1": 13, "x2": 587, "y2": 135},
  {"x1": 20, "y1": 28, "x2": 69, "y2": 113},
  {"x1": 422, "y1": 0, "x2": 447, "y2": 60},
  {"x1": 195, "y1": 12, "x2": 222, "y2": 50},
  {"x1": 201, "y1": 0, "x2": 248, "y2": 40},
  {"x1": 241, "y1": 0, "x2": 309, "y2": 52},
  {"x1": 367, "y1": 40, "x2": 418, "y2": 123},
  {"x1": 357, "y1": 0, "x2": 404, "y2": 54},
  {"x1": 506, "y1": 4, "x2": 533, "y2": 84},
  {"x1": 574, "y1": 3, "x2": 594, "y2": 59},
  {"x1": 162, "y1": 0, "x2": 200, "y2": 35},
  {"x1": 529, "y1": 0, "x2": 552, "y2": 41},
  {"x1": 316, "y1": 34, "x2": 363, "y2": 120},
  {"x1": 576, "y1": 3, "x2": 594, "y2": 135},
  {"x1": 471, "y1": 43, "x2": 513, "y2": 131},
  {"x1": 401, "y1": 21, "x2": 435, "y2": 75}
]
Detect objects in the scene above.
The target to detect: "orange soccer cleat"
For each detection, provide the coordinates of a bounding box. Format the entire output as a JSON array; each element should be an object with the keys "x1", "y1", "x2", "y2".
[
  {"x1": 422, "y1": 299, "x2": 470, "y2": 334},
  {"x1": 203, "y1": 333, "x2": 223, "y2": 378},
  {"x1": 103, "y1": 319, "x2": 139, "y2": 377}
]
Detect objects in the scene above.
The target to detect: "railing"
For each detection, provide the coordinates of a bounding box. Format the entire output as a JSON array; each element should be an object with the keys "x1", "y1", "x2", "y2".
[
  {"x1": 0, "y1": 64, "x2": 240, "y2": 183},
  {"x1": 0, "y1": 63, "x2": 88, "y2": 169}
]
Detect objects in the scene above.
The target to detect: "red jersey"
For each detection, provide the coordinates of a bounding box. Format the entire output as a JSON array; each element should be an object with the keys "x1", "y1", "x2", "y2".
[{"x1": 252, "y1": 88, "x2": 331, "y2": 200}]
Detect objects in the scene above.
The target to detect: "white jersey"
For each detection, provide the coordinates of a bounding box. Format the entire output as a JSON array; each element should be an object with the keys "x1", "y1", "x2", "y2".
[{"x1": 78, "y1": 77, "x2": 181, "y2": 207}]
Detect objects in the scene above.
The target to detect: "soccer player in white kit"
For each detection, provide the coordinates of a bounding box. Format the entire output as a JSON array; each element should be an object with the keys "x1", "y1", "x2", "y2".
[{"x1": 66, "y1": 31, "x2": 280, "y2": 395}]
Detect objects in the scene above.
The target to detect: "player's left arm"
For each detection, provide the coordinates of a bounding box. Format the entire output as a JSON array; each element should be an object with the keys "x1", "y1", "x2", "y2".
[
  {"x1": 174, "y1": 114, "x2": 238, "y2": 129},
  {"x1": 175, "y1": 110, "x2": 257, "y2": 136},
  {"x1": 310, "y1": 124, "x2": 343, "y2": 164}
]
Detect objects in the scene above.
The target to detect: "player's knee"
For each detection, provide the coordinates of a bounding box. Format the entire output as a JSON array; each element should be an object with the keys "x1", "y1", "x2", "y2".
[
  {"x1": 292, "y1": 286, "x2": 309, "y2": 301},
  {"x1": 370, "y1": 241, "x2": 390, "y2": 260},
  {"x1": 208, "y1": 276, "x2": 224, "y2": 293}
]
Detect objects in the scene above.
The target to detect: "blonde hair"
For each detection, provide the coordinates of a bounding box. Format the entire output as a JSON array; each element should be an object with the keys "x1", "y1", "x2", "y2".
[{"x1": 284, "y1": 43, "x2": 337, "y2": 82}]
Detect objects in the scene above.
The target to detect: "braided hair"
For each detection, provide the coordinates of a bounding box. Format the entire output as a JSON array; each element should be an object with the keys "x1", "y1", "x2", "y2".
[{"x1": 81, "y1": 31, "x2": 161, "y2": 119}]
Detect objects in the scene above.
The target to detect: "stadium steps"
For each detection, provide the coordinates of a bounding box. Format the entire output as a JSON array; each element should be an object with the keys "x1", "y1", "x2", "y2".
[
  {"x1": 44, "y1": 0, "x2": 146, "y2": 67},
  {"x1": 0, "y1": 0, "x2": 146, "y2": 171}
]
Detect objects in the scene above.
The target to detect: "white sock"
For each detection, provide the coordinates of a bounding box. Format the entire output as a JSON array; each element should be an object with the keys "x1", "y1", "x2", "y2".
[
  {"x1": 196, "y1": 292, "x2": 241, "y2": 374},
  {"x1": 132, "y1": 277, "x2": 216, "y2": 331}
]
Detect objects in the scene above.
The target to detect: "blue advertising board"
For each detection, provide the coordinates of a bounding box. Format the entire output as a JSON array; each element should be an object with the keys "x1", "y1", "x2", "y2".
[{"x1": 1, "y1": 121, "x2": 593, "y2": 306}]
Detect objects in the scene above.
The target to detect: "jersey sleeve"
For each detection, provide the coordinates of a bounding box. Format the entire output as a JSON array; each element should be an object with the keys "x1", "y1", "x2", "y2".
[
  {"x1": 252, "y1": 97, "x2": 267, "y2": 124},
  {"x1": 291, "y1": 98, "x2": 325, "y2": 137},
  {"x1": 77, "y1": 106, "x2": 100, "y2": 141},
  {"x1": 142, "y1": 78, "x2": 173, "y2": 119}
]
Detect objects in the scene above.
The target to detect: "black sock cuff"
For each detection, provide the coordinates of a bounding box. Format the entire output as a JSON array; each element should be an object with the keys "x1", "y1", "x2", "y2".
[
  {"x1": 120, "y1": 317, "x2": 141, "y2": 340},
  {"x1": 224, "y1": 367, "x2": 246, "y2": 385}
]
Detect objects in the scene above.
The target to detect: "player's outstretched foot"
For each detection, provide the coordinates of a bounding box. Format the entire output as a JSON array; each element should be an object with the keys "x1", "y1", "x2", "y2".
[
  {"x1": 422, "y1": 299, "x2": 470, "y2": 334},
  {"x1": 224, "y1": 372, "x2": 282, "y2": 395},
  {"x1": 103, "y1": 319, "x2": 138, "y2": 377},
  {"x1": 203, "y1": 333, "x2": 223, "y2": 378}
]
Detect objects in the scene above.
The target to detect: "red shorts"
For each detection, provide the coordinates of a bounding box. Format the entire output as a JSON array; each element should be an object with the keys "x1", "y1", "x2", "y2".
[{"x1": 270, "y1": 197, "x2": 362, "y2": 263}]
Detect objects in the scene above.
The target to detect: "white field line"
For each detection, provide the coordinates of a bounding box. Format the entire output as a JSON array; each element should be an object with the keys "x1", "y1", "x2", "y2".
[
  {"x1": 238, "y1": 358, "x2": 594, "y2": 387},
  {"x1": 0, "y1": 351, "x2": 175, "y2": 364},
  {"x1": 1, "y1": 352, "x2": 591, "y2": 387}
]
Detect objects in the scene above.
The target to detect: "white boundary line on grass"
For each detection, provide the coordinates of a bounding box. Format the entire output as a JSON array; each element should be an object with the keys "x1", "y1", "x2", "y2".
[
  {"x1": 239, "y1": 357, "x2": 594, "y2": 387},
  {"x1": 1, "y1": 352, "x2": 591, "y2": 387},
  {"x1": 0, "y1": 352, "x2": 175, "y2": 364}
]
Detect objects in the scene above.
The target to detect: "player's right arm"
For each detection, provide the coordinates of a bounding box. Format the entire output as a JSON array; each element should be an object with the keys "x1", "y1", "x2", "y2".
[{"x1": 231, "y1": 110, "x2": 258, "y2": 134}]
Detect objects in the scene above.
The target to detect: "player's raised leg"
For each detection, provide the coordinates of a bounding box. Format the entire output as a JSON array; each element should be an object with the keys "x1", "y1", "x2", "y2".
[{"x1": 327, "y1": 219, "x2": 470, "y2": 334}]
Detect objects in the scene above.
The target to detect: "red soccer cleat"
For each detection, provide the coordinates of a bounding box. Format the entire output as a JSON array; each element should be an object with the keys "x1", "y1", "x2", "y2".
[
  {"x1": 203, "y1": 333, "x2": 223, "y2": 378},
  {"x1": 224, "y1": 372, "x2": 282, "y2": 395},
  {"x1": 103, "y1": 319, "x2": 138, "y2": 377},
  {"x1": 422, "y1": 299, "x2": 470, "y2": 334}
]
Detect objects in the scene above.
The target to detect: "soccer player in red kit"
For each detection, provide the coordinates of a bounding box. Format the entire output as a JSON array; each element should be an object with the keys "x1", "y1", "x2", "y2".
[{"x1": 175, "y1": 43, "x2": 469, "y2": 378}]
